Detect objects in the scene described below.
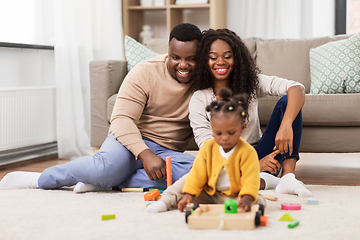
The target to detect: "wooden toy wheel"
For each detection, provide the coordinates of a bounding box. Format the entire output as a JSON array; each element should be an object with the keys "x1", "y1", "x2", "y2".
[
  {"x1": 185, "y1": 210, "x2": 191, "y2": 223},
  {"x1": 258, "y1": 203, "x2": 265, "y2": 216},
  {"x1": 255, "y1": 210, "x2": 261, "y2": 226}
]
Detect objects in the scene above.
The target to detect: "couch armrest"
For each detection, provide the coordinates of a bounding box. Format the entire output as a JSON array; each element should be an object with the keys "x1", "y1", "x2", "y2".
[{"x1": 89, "y1": 60, "x2": 127, "y2": 148}]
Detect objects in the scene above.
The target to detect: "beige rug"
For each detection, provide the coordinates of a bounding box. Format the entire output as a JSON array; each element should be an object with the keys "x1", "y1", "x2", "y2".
[{"x1": 0, "y1": 185, "x2": 359, "y2": 240}]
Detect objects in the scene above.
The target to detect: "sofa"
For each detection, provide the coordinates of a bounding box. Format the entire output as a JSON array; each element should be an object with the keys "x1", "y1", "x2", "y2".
[{"x1": 89, "y1": 35, "x2": 360, "y2": 153}]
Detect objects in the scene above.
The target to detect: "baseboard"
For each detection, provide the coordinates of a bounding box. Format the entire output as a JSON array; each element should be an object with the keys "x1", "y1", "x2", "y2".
[{"x1": 0, "y1": 142, "x2": 58, "y2": 167}]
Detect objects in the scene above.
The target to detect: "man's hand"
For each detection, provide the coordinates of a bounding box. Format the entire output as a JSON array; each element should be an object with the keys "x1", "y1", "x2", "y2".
[
  {"x1": 178, "y1": 194, "x2": 193, "y2": 212},
  {"x1": 259, "y1": 150, "x2": 281, "y2": 174},
  {"x1": 138, "y1": 149, "x2": 166, "y2": 181},
  {"x1": 237, "y1": 195, "x2": 254, "y2": 212}
]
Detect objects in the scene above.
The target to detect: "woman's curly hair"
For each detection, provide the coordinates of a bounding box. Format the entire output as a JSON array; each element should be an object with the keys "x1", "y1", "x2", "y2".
[{"x1": 193, "y1": 28, "x2": 260, "y2": 105}]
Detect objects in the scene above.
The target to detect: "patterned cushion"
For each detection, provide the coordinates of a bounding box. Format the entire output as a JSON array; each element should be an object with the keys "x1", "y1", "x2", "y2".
[
  {"x1": 309, "y1": 32, "x2": 360, "y2": 94},
  {"x1": 124, "y1": 35, "x2": 160, "y2": 72}
]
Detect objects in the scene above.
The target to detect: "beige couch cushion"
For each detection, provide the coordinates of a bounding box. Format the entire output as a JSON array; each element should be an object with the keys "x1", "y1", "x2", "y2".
[
  {"x1": 107, "y1": 94, "x2": 117, "y2": 121},
  {"x1": 243, "y1": 38, "x2": 257, "y2": 60},
  {"x1": 258, "y1": 94, "x2": 360, "y2": 127},
  {"x1": 144, "y1": 38, "x2": 168, "y2": 54},
  {"x1": 256, "y1": 35, "x2": 351, "y2": 93}
]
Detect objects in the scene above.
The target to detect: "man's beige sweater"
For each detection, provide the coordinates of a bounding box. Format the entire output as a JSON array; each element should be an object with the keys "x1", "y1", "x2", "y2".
[{"x1": 109, "y1": 54, "x2": 194, "y2": 158}]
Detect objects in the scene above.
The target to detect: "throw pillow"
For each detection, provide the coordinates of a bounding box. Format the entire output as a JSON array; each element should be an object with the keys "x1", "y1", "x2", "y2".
[
  {"x1": 124, "y1": 35, "x2": 160, "y2": 72},
  {"x1": 309, "y1": 32, "x2": 360, "y2": 94}
]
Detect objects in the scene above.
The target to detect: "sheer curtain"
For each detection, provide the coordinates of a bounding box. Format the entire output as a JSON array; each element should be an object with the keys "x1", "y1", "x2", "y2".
[
  {"x1": 227, "y1": 0, "x2": 335, "y2": 39},
  {"x1": 50, "y1": 0, "x2": 124, "y2": 159}
]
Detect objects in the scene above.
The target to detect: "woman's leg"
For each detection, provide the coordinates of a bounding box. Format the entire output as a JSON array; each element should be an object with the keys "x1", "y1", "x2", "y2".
[
  {"x1": 256, "y1": 96, "x2": 311, "y2": 197},
  {"x1": 256, "y1": 95, "x2": 302, "y2": 176},
  {"x1": 38, "y1": 133, "x2": 142, "y2": 189}
]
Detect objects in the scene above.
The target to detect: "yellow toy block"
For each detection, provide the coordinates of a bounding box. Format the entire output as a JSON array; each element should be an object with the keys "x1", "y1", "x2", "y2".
[{"x1": 279, "y1": 212, "x2": 295, "y2": 222}]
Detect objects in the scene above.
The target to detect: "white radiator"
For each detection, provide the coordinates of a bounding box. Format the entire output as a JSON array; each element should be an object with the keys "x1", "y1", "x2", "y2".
[{"x1": 0, "y1": 86, "x2": 56, "y2": 151}]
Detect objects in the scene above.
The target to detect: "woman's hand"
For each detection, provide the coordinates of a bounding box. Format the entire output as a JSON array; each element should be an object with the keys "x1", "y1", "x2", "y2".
[
  {"x1": 138, "y1": 149, "x2": 166, "y2": 181},
  {"x1": 237, "y1": 195, "x2": 254, "y2": 212},
  {"x1": 178, "y1": 194, "x2": 193, "y2": 212},
  {"x1": 259, "y1": 150, "x2": 281, "y2": 174},
  {"x1": 275, "y1": 121, "x2": 293, "y2": 155}
]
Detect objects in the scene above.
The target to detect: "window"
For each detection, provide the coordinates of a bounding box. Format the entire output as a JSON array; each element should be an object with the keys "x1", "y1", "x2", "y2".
[
  {"x1": 347, "y1": 0, "x2": 360, "y2": 34},
  {"x1": 336, "y1": 0, "x2": 360, "y2": 35},
  {"x1": 0, "y1": 0, "x2": 53, "y2": 45}
]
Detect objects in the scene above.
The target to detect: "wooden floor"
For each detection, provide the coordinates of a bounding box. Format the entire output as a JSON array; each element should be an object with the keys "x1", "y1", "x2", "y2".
[{"x1": 0, "y1": 153, "x2": 360, "y2": 186}]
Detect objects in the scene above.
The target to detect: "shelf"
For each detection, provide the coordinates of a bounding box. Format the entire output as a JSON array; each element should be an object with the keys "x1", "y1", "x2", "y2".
[
  {"x1": 127, "y1": 6, "x2": 167, "y2": 10},
  {"x1": 122, "y1": 0, "x2": 226, "y2": 42},
  {"x1": 169, "y1": 4, "x2": 210, "y2": 9}
]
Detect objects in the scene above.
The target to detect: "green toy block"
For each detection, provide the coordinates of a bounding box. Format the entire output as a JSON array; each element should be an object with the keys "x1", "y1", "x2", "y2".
[
  {"x1": 224, "y1": 199, "x2": 238, "y2": 214},
  {"x1": 279, "y1": 212, "x2": 295, "y2": 222},
  {"x1": 288, "y1": 220, "x2": 300, "y2": 228},
  {"x1": 102, "y1": 214, "x2": 116, "y2": 220}
]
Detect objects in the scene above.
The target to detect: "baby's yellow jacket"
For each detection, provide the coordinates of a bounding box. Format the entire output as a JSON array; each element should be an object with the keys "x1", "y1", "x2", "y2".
[{"x1": 182, "y1": 138, "x2": 260, "y2": 200}]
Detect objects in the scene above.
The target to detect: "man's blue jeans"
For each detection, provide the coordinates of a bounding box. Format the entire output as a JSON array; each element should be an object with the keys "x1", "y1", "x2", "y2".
[
  {"x1": 38, "y1": 134, "x2": 195, "y2": 189},
  {"x1": 255, "y1": 95, "x2": 302, "y2": 176}
]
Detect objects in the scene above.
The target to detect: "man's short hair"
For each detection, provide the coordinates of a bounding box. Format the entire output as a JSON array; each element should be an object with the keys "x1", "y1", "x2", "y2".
[{"x1": 169, "y1": 23, "x2": 202, "y2": 43}]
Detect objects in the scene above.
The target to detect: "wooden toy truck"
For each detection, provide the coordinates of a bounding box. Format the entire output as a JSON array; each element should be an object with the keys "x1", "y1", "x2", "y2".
[{"x1": 185, "y1": 203, "x2": 267, "y2": 230}]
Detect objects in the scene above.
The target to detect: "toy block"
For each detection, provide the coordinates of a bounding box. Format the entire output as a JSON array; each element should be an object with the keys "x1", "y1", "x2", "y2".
[
  {"x1": 288, "y1": 220, "x2": 300, "y2": 228},
  {"x1": 102, "y1": 214, "x2": 116, "y2": 220},
  {"x1": 281, "y1": 203, "x2": 301, "y2": 210},
  {"x1": 307, "y1": 198, "x2": 319, "y2": 205},
  {"x1": 263, "y1": 194, "x2": 278, "y2": 201},
  {"x1": 260, "y1": 216, "x2": 268, "y2": 226},
  {"x1": 166, "y1": 156, "x2": 172, "y2": 187},
  {"x1": 279, "y1": 212, "x2": 295, "y2": 222},
  {"x1": 144, "y1": 189, "x2": 161, "y2": 201},
  {"x1": 224, "y1": 199, "x2": 237, "y2": 214}
]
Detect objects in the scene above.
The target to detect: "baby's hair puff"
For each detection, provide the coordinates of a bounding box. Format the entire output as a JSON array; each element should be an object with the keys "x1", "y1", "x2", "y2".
[{"x1": 206, "y1": 88, "x2": 248, "y2": 122}]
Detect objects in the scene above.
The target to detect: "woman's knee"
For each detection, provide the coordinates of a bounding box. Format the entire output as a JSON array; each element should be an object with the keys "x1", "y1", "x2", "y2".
[{"x1": 276, "y1": 95, "x2": 288, "y2": 107}]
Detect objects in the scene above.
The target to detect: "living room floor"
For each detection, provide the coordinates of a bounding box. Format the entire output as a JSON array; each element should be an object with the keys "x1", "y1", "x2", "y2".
[
  {"x1": 0, "y1": 153, "x2": 359, "y2": 186},
  {"x1": 295, "y1": 152, "x2": 360, "y2": 186}
]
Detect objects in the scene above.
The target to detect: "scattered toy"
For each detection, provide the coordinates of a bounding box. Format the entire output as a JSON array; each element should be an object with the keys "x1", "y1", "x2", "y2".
[
  {"x1": 102, "y1": 214, "x2": 116, "y2": 220},
  {"x1": 149, "y1": 188, "x2": 164, "y2": 194},
  {"x1": 288, "y1": 220, "x2": 300, "y2": 228},
  {"x1": 224, "y1": 199, "x2": 238, "y2": 214},
  {"x1": 279, "y1": 212, "x2": 295, "y2": 222},
  {"x1": 144, "y1": 189, "x2": 161, "y2": 201},
  {"x1": 166, "y1": 156, "x2": 172, "y2": 187},
  {"x1": 263, "y1": 193, "x2": 278, "y2": 201},
  {"x1": 307, "y1": 198, "x2": 319, "y2": 205},
  {"x1": 120, "y1": 188, "x2": 147, "y2": 192},
  {"x1": 281, "y1": 203, "x2": 301, "y2": 210}
]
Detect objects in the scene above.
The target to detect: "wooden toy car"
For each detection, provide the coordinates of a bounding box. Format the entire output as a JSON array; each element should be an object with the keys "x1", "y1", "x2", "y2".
[{"x1": 185, "y1": 203, "x2": 267, "y2": 230}]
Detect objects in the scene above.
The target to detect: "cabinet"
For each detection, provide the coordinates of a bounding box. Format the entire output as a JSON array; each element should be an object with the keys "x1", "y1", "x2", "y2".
[{"x1": 122, "y1": 0, "x2": 227, "y2": 41}]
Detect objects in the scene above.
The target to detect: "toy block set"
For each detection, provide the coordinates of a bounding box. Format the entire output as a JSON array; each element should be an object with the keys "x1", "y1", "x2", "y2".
[{"x1": 185, "y1": 201, "x2": 268, "y2": 230}]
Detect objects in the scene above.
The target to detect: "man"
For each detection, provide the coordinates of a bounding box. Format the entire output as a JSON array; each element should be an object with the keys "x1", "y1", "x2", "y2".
[{"x1": 0, "y1": 23, "x2": 203, "y2": 192}]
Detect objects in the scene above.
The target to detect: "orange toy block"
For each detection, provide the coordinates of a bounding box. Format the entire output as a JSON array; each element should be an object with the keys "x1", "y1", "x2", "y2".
[
  {"x1": 166, "y1": 156, "x2": 172, "y2": 187},
  {"x1": 144, "y1": 189, "x2": 161, "y2": 201}
]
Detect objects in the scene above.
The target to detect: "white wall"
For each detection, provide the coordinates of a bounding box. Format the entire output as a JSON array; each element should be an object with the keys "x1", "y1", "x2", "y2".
[{"x1": 0, "y1": 47, "x2": 55, "y2": 88}]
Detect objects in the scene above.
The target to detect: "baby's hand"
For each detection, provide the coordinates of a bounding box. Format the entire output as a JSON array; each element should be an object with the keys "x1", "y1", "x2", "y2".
[
  {"x1": 178, "y1": 194, "x2": 192, "y2": 212},
  {"x1": 237, "y1": 195, "x2": 254, "y2": 212}
]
